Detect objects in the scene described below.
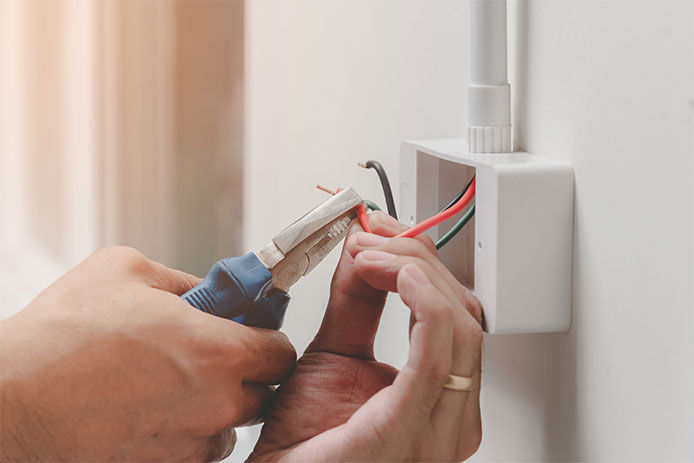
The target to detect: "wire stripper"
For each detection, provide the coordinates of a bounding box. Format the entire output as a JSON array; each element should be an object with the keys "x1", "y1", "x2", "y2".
[{"x1": 181, "y1": 188, "x2": 363, "y2": 329}]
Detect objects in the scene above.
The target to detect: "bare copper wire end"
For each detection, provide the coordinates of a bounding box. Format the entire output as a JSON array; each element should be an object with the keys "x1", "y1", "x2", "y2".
[
  {"x1": 357, "y1": 162, "x2": 367, "y2": 169},
  {"x1": 316, "y1": 184, "x2": 336, "y2": 195}
]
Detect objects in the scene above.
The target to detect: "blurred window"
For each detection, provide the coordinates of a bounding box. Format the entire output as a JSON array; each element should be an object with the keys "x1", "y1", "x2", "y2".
[{"x1": 0, "y1": 0, "x2": 244, "y2": 316}]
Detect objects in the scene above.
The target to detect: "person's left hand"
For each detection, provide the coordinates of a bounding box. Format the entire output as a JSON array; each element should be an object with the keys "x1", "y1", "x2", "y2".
[{"x1": 248, "y1": 212, "x2": 484, "y2": 462}]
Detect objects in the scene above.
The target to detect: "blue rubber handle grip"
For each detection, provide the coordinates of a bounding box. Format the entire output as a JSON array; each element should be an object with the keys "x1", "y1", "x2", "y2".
[{"x1": 181, "y1": 252, "x2": 289, "y2": 330}]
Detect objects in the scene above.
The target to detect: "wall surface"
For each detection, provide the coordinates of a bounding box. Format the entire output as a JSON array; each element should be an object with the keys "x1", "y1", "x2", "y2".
[{"x1": 245, "y1": 0, "x2": 693, "y2": 462}]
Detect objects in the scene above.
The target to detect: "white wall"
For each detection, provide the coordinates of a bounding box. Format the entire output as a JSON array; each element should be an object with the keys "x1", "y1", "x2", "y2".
[
  {"x1": 245, "y1": 0, "x2": 469, "y2": 355},
  {"x1": 245, "y1": 0, "x2": 693, "y2": 461}
]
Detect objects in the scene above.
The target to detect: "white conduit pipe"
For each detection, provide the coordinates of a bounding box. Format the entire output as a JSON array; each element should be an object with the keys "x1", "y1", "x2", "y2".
[{"x1": 468, "y1": 0, "x2": 512, "y2": 153}]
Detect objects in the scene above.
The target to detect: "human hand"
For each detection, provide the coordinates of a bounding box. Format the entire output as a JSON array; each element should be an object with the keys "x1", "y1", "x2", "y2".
[
  {"x1": 249, "y1": 212, "x2": 483, "y2": 462},
  {"x1": 0, "y1": 247, "x2": 296, "y2": 461}
]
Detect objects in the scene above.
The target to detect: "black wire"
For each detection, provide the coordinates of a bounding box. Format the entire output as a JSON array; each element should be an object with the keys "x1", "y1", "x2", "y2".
[
  {"x1": 438, "y1": 175, "x2": 476, "y2": 213},
  {"x1": 364, "y1": 160, "x2": 398, "y2": 220}
]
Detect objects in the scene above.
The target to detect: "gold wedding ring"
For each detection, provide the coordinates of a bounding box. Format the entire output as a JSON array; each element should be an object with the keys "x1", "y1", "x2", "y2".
[{"x1": 443, "y1": 370, "x2": 480, "y2": 392}]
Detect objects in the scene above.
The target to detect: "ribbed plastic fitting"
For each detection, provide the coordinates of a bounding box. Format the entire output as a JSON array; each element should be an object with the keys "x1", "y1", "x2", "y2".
[
  {"x1": 468, "y1": 125, "x2": 512, "y2": 153},
  {"x1": 467, "y1": 82, "x2": 512, "y2": 153}
]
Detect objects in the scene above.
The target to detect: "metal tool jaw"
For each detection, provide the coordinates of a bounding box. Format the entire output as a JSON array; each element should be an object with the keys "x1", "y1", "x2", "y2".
[{"x1": 255, "y1": 188, "x2": 363, "y2": 292}]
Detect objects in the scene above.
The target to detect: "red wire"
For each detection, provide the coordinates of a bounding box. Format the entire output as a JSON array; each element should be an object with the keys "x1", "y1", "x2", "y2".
[
  {"x1": 356, "y1": 204, "x2": 371, "y2": 233},
  {"x1": 336, "y1": 187, "x2": 371, "y2": 233},
  {"x1": 396, "y1": 178, "x2": 476, "y2": 239},
  {"x1": 334, "y1": 179, "x2": 474, "y2": 238}
]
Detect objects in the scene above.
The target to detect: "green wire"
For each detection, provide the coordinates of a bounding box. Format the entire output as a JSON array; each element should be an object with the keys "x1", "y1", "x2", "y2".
[
  {"x1": 363, "y1": 200, "x2": 382, "y2": 212},
  {"x1": 435, "y1": 201, "x2": 476, "y2": 250},
  {"x1": 364, "y1": 197, "x2": 473, "y2": 250}
]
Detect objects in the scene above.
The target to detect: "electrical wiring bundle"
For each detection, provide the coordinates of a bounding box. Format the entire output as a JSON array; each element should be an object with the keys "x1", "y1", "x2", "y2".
[{"x1": 318, "y1": 160, "x2": 476, "y2": 249}]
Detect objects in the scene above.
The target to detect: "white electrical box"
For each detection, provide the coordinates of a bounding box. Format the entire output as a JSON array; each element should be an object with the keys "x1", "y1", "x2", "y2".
[{"x1": 400, "y1": 138, "x2": 574, "y2": 334}]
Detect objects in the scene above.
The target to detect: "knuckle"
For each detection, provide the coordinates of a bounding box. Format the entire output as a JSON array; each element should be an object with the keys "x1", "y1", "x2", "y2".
[
  {"x1": 417, "y1": 234, "x2": 439, "y2": 255},
  {"x1": 393, "y1": 236, "x2": 439, "y2": 263},
  {"x1": 428, "y1": 361, "x2": 451, "y2": 389},
  {"x1": 268, "y1": 330, "x2": 298, "y2": 370},
  {"x1": 92, "y1": 245, "x2": 142, "y2": 262},
  {"x1": 397, "y1": 236, "x2": 430, "y2": 257},
  {"x1": 92, "y1": 246, "x2": 153, "y2": 274},
  {"x1": 217, "y1": 329, "x2": 246, "y2": 357},
  {"x1": 345, "y1": 233, "x2": 360, "y2": 256},
  {"x1": 280, "y1": 332, "x2": 298, "y2": 360},
  {"x1": 369, "y1": 211, "x2": 407, "y2": 235},
  {"x1": 204, "y1": 325, "x2": 246, "y2": 368},
  {"x1": 122, "y1": 253, "x2": 155, "y2": 278},
  {"x1": 460, "y1": 289, "x2": 484, "y2": 327},
  {"x1": 419, "y1": 288, "x2": 453, "y2": 320}
]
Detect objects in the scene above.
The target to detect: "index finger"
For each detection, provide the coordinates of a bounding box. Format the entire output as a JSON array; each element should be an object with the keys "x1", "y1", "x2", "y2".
[
  {"x1": 306, "y1": 211, "x2": 402, "y2": 358},
  {"x1": 232, "y1": 325, "x2": 298, "y2": 384},
  {"x1": 183, "y1": 305, "x2": 297, "y2": 384}
]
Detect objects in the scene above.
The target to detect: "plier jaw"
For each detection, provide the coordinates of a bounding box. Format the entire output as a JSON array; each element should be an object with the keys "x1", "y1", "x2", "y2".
[
  {"x1": 181, "y1": 187, "x2": 364, "y2": 329},
  {"x1": 256, "y1": 187, "x2": 363, "y2": 292}
]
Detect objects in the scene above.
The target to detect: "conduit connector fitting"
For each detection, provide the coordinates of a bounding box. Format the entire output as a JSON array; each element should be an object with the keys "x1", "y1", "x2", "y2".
[{"x1": 468, "y1": 83, "x2": 512, "y2": 153}]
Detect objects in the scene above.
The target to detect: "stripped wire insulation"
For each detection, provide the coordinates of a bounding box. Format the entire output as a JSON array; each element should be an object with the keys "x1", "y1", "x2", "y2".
[
  {"x1": 318, "y1": 175, "x2": 475, "y2": 245},
  {"x1": 317, "y1": 185, "x2": 371, "y2": 232},
  {"x1": 358, "y1": 161, "x2": 397, "y2": 220},
  {"x1": 435, "y1": 201, "x2": 475, "y2": 250},
  {"x1": 396, "y1": 178, "x2": 476, "y2": 239}
]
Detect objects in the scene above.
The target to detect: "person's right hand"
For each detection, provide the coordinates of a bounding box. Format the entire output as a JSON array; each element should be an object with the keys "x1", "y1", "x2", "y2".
[{"x1": 0, "y1": 247, "x2": 296, "y2": 461}]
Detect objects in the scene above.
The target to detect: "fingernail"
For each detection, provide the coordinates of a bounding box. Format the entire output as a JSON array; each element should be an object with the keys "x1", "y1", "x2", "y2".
[
  {"x1": 360, "y1": 250, "x2": 397, "y2": 262},
  {"x1": 356, "y1": 232, "x2": 388, "y2": 247},
  {"x1": 402, "y1": 264, "x2": 430, "y2": 284}
]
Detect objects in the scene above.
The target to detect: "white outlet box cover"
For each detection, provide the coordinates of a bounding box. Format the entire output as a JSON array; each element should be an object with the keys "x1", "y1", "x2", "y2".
[{"x1": 400, "y1": 138, "x2": 574, "y2": 334}]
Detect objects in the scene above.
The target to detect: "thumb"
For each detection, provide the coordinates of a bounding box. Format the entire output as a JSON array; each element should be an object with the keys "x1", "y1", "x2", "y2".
[
  {"x1": 148, "y1": 260, "x2": 203, "y2": 296},
  {"x1": 307, "y1": 212, "x2": 406, "y2": 359}
]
